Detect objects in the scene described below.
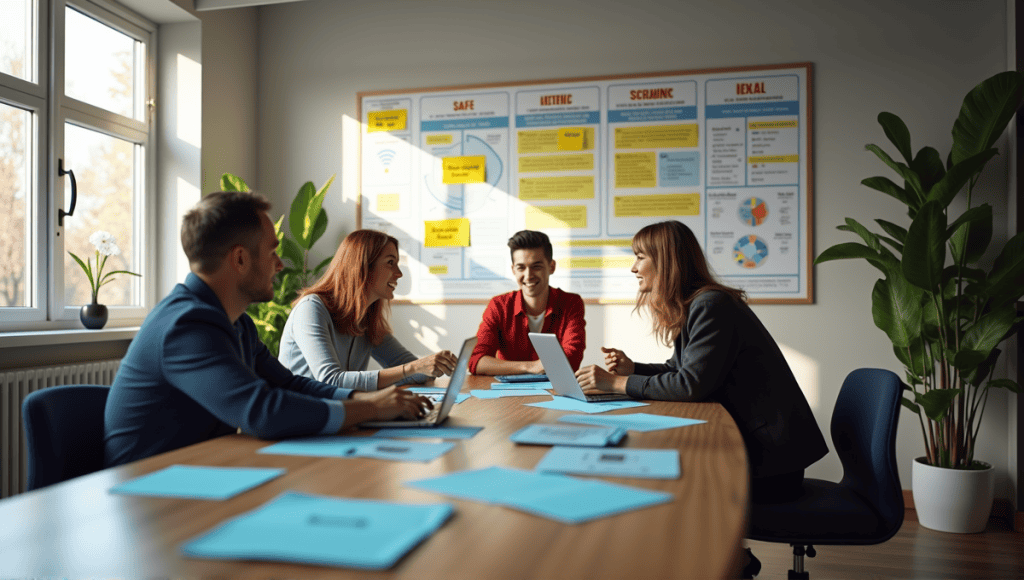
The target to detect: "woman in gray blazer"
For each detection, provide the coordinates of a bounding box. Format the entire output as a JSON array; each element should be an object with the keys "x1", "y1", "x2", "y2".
[{"x1": 574, "y1": 220, "x2": 827, "y2": 578}]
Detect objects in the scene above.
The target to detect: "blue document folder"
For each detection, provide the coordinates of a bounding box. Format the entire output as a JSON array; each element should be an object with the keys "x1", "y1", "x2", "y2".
[
  {"x1": 259, "y1": 437, "x2": 454, "y2": 463},
  {"x1": 407, "y1": 466, "x2": 672, "y2": 524},
  {"x1": 559, "y1": 412, "x2": 706, "y2": 432},
  {"x1": 535, "y1": 446, "x2": 681, "y2": 479},
  {"x1": 181, "y1": 491, "x2": 453, "y2": 569},
  {"x1": 109, "y1": 465, "x2": 284, "y2": 500},
  {"x1": 509, "y1": 423, "x2": 627, "y2": 447}
]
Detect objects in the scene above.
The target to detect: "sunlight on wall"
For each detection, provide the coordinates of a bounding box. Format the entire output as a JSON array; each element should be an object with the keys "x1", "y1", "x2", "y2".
[
  {"x1": 779, "y1": 342, "x2": 819, "y2": 410},
  {"x1": 175, "y1": 177, "x2": 200, "y2": 281},
  {"x1": 176, "y1": 54, "x2": 201, "y2": 148}
]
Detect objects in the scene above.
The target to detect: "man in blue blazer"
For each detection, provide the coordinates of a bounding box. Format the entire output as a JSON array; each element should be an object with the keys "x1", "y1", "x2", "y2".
[{"x1": 104, "y1": 191, "x2": 431, "y2": 467}]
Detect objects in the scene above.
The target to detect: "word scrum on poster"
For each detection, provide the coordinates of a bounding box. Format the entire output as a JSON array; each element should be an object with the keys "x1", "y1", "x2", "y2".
[{"x1": 358, "y1": 63, "x2": 812, "y2": 303}]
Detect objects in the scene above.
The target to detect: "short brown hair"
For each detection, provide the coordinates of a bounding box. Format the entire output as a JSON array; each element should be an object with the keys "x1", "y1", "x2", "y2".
[
  {"x1": 508, "y1": 230, "x2": 552, "y2": 261},
  {"x1": 181, "y1": 191, "x2": 271, "y2": 274}
]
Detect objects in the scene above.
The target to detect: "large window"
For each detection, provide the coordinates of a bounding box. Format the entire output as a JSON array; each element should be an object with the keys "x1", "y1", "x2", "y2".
[{"x1": 0, "y1": 0, "x2": 154, "y2": 329}]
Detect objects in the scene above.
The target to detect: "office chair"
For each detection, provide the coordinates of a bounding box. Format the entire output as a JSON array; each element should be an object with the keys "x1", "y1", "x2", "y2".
[
  {"x1": 747, "y1": 368, "x2": 904, "y2": 579},
  {"x1": 22, "y1": 384, "x2": 110, "y2": 491}
]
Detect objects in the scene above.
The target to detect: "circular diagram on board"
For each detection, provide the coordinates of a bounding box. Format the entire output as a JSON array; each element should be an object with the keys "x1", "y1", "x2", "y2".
[
  {"x1": 738, "y1": 197, "x2": 768, "y2": 226},
  {"x1": 733, "y1": 235, "x2": 768, "y2": 269}
]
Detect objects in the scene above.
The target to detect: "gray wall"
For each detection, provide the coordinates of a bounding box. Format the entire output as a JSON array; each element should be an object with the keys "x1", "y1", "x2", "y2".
[{"x1": 248, "y1": 0, "x2": 1015, "y2": 499}]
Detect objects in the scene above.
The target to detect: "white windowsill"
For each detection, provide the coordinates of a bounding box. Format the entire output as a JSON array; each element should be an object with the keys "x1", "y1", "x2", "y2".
[{"x1": 0, "y1": 327, "x2": 141, "y2": 349}]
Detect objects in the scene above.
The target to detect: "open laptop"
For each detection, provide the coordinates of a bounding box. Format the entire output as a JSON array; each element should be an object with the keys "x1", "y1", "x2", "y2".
[
  {"x1": 361, "y1": 336, "x2": 477, "y2": 428},
  {"x1": 528, "y1": 332, "x2": 630, "y2": 402}
]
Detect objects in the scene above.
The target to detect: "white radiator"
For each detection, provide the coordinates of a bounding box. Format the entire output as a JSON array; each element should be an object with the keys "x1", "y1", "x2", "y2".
[{"x1": 0, "y1": 359, "x2": 121, "y2": 498}]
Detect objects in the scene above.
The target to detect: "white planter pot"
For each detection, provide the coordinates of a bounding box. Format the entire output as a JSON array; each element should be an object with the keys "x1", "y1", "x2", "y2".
[{"x1": 911, "y1": 457, "x2": 994, "y2": 533}]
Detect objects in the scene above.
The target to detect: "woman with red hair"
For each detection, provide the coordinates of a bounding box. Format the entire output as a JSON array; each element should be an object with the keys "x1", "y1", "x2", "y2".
[{"x1": 279, "y1": 230, "x2": 457, "y2": 391}]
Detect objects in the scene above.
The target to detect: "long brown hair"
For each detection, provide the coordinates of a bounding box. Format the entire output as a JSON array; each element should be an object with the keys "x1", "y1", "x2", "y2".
[
  {"x1": 632, "y1": 221, "x2": 745, "y2": 346},
  {"x1": 297, "y1": 230, "x2": 398, "y2": 344}
]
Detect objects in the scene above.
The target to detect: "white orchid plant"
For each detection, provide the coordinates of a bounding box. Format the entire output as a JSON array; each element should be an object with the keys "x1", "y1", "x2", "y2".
[{"x1": 68, "y1": 231, "x2": 141, "y2": 304}]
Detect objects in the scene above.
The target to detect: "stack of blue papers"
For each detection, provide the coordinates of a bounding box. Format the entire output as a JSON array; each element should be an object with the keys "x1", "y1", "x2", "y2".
[
  {"x1": 535, "y1": 446, "x2": 681, "y2": 479},
  {"x1": 110, "y1": 465, "x2": 285, "y2": 500},
  {"x1": 259, "y1": 437, "x2": 454, "y2": 463},
  {"x1": 407, "y1": 466, "x2": 672, "y2": 524},
  {"x1": 181, "y1": 491, "x2": 453, "y2": 569},
  {"x1": 527, "y1": 396, "x2": 648, "y2": 414},
  {"x1": 559, "y1": 412, "x2": 706, "y2": 431},
  {"x1": 510, "y1": 423, "x2": 627, "y2": 447},
  {"x1": 472, "y1": 389, "x2": 551, "y2": 399}
]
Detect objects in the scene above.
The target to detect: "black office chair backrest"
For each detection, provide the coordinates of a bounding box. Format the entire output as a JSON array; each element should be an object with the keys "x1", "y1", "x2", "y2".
[
  {"x1": 832, "y1": 368, "x2": 904, "y2": 538},
  {"x1": 22, "y1": 384, "x2": 110, "y2": 491}
]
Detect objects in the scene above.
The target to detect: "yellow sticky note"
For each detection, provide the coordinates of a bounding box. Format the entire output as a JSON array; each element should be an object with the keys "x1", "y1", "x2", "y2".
[
  {"x1": 557, "y1": 127, "x2": 585, "y2": 151},
  {"x1": 429, "y1": 265, "x2": 449, "y2": 275},
  {"x1": 614, "y1": 193, "x2": 701, "y2": 217},
  {"x1": 524, "y1": 205, "x2": 587, "y2": 229},
  {"x1": 367, "y1": 109, "x2": 407, "y2": 132},
  {"x1": 442, "y1": 156, "x2": 486, "y2": 184},
  {"x1": 424, "y1": 218, "x2": 471, "y2": 247},
  {"x1": 376, "y1": 193, "x2": 400, "y2": 212}
]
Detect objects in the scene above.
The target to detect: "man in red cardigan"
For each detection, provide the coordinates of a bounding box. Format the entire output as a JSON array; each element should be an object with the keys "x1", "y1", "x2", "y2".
[{"x1": 469, "y1": 230, "x2": 586, "y2": 375}]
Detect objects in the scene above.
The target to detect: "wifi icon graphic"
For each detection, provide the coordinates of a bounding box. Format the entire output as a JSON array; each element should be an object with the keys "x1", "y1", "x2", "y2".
[{"x1": 378, "y1": 149, "x2": 396, "y2": 173}]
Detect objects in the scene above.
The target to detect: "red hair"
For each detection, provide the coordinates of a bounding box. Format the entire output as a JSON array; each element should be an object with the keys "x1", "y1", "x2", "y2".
[
  {"x1": 632, "y1": 221, "x2": 745, "y2": 346},
  {"x1": 297, "y1": 230, "x2": 398, "y2": 344}
]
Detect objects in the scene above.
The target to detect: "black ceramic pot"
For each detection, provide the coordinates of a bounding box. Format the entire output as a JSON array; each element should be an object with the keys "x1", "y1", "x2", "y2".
[{"x1": 80, "y1": 302, "x2": 108, "y2": 329}]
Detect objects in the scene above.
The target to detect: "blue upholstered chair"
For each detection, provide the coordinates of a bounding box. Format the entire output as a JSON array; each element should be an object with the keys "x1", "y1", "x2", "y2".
[
  {"x1": 22, "y1": 384, "x2": 110, "y2": 491},
  {"x1": 748, "y1": 368, "x2": 905, "y2": 579}
]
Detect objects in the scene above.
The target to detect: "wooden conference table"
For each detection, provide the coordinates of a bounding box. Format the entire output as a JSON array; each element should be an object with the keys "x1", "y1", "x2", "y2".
[{"x1": 0, "y1": 375, "x2": 749, "y2": 579}]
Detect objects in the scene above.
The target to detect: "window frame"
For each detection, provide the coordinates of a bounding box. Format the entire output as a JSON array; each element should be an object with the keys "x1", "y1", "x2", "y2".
[{"x1": 0, "y1": 0, "x2": 157, "y2": 331}]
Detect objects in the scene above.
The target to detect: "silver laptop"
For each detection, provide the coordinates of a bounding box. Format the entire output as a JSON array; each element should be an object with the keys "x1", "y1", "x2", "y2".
[
  {"x1": 528, "y1": 332, "x2": 630, "y2": 402},
  {"x1": 362, "y1": 337, "x2": 477, "y2": 428}
]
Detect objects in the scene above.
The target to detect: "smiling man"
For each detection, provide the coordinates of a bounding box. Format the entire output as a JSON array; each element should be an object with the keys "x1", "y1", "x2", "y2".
[
  {"x1": 103, "y1": 192, "x2": 431, "y2": 467},
  {"x1": 469, "y1": 230, "x2": 586, "y2": 375}
]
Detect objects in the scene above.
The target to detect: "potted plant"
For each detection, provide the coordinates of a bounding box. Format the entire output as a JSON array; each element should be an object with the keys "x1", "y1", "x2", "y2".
[
  {"x1": 816, "y1": 71, "x2": 1024, "y2": 533},
  {"x1": 220, "y1": 173, "x2": 335, "y2": 356}
]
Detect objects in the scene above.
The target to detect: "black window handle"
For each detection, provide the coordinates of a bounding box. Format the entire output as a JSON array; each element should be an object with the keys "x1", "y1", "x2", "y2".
[{"x1": 58, "y1": 158, "x2": 76, "y2": 227}]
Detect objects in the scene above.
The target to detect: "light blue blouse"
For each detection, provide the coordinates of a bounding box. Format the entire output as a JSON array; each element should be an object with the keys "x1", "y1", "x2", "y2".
[{"x1": 278, "y1": 294, "x2": 430, "y2": 391}]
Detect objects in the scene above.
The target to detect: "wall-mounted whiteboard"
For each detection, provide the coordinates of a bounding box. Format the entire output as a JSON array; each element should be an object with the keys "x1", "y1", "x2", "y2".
[{"x1": 358, "y1": 62, "x2": 813, "y2": 304}]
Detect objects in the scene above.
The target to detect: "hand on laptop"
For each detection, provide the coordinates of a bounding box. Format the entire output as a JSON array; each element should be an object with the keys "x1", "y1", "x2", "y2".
[
  {"x1": 407, "y1": 350, "x2": 459, "y2": 378},
  {"x1": 352, "y1": 386, "x2": 434, "y2": 420},
  {"x1": 575, "y1": 364, "x2": 629, "y2": 395},
  {"x1": 602, "y1": 347, "x2": 635, "y2": 376}
]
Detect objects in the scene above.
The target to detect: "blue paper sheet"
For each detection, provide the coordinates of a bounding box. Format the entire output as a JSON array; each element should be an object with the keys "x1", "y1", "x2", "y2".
[
  {"x1": 488, "y1": 381, "x2": 553, "y2": 389},
  {"x1": 259, "y1": 437, "x2": 454, "y2": 463},
  {"x1": 559, "y1": 412, "x2": 706, "y2": 432},
  {"x1": 527, "y1": 396, "x2": 648, "y2": 414},
  {"x1": 110, "y1": 465, "x2": 284, "y2": 500},
  {"x1": 510, "y1": 423, "x2": 627, "y2": 447},
  {"x1": 472, "y1": 389, "x2": 551, "y2": 399},
  {"x1": 181, "y1": 491, "x2": 453, "y2": 569},
  {"x1": 535, "y1": 446, "x2": 681, "y2": 479},
  {"x1": 407, "y1": 466, "x2": 672, "y2": 524},
  {"x1": 370, "y1": 426, "x2": 484, "y2": 439}
]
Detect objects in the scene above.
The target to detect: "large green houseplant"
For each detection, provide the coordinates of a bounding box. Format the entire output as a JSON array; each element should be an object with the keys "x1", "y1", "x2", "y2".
[
  {"x1": 816, "y1": 72, "x2": 1024, "y2": 531},
  {"x1": 221, "y1": 173, "x2": 335, "y2": 356}
]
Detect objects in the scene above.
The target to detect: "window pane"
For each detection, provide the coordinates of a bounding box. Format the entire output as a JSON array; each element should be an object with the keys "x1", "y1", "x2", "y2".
[
  {"x1": 0, "y1": 101, "x2": 31, "y2": 307},
  {"x1": 64, "y1": 7, "x2": 137, "y2": 118},
  {"x1": 0, "y1": 0, "x2": 33, "y2": 82},
  {"x1": 64, "y1": 123, "x2": 139, "y2": 307}
]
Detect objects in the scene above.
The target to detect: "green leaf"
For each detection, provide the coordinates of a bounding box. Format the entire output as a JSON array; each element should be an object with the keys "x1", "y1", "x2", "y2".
[
  {"x1": 901, "y1": 396, "x2": 922, "y2": 414},
  {"x1": 901, "y1": 201, "x2": 946, "y2": 291},
  {"x1": 305, "y1": 174, "x2": 335, "y2": 248},
  {"x1": 894, "y1": 338, "x2": 930, "y2": 378},
  {"x1": 220, "y1": 173, "x2": 250, "y2": 192},
  {"x1": 815, "y1": 242, "x2": 895, "y2": 275},
  {"x1": 961, "y1": 304, "x2": 1016, "y2": 358},
  {"x1": 290, "y1": 181, "x2": 317, "y2": 249},
  {"x1": 878, "y1": 112, "x2": 913, "y2": 164},
  {"x1": 871, "y1": 276, "x2": 924, "y2": 348},
  {"x1": 280, "y1": 236, "x2": 304, "y2": 270},
  {"x1": 310, "y1": 212, "x2": 328, "y2": 250},
  {"x1": 984, "y1": 231, "x2": 1024, "y2": 310},
  {"x1": 916, "y1": 388, "x2": 962, "y2": 422},
  {"x1": 67, "y1": 251, "x2": 95, "y2": 292},
  {"x1": 861, "y1": 176, "x2": 911, "y2": 207},
  {"x1": 947, "y1": 204, "x2": 992, "y2": 266},
  {"x1": 865, "y1": 144, "x2": 925, "y2": 203},
  {"x1": 875, "y1": 219, "x2": 908, "y2": 244},
  {"x1": 927, "y1": 148, "x2": 998, "y2": 209},
  {"x1": 986, "y1": 378, "x2": 1021, "y2": 394},
  {"x1": 951, "y1": 71, "x2": 1024, "y2": 167},
  {"x1": 842, "y1": 218, "x2": 883, "y2": 251},
  {"x1": 910, "y1": 146, "x2": 946, "y2": 193}
]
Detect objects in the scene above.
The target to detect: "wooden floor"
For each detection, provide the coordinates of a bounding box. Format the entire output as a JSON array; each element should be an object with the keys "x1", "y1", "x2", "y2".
[{"x1": 746, "y1": 511, "x2": 1024, "y2": 579}]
